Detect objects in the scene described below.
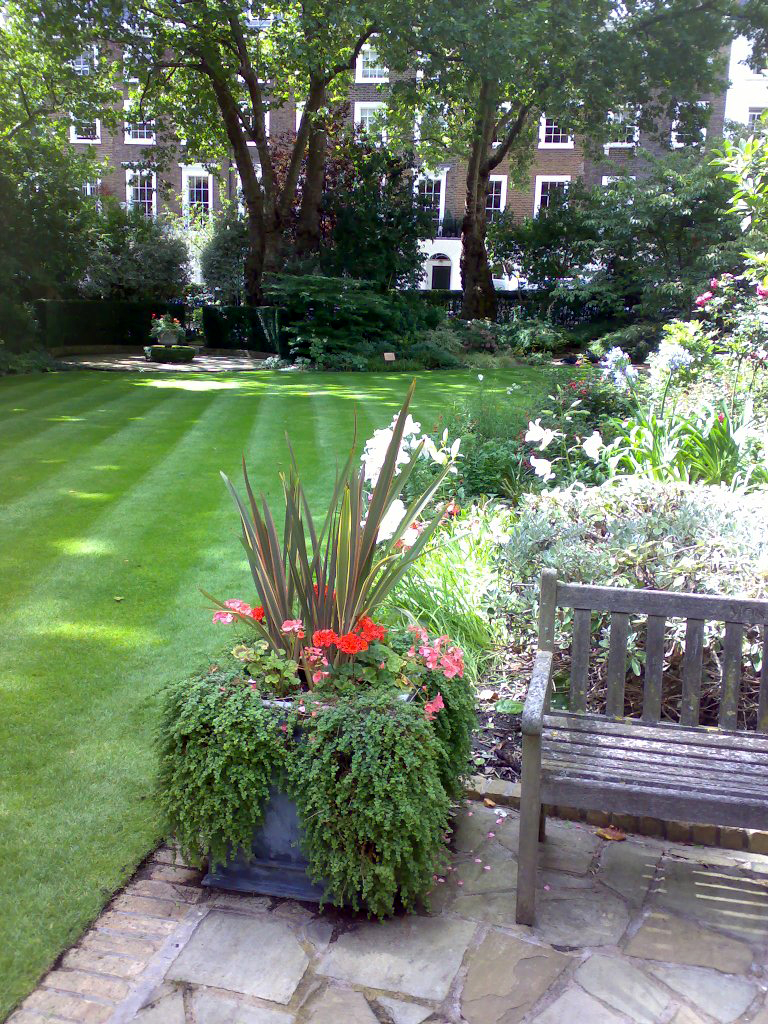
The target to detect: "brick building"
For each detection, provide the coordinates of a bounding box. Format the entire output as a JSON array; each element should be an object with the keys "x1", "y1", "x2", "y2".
[{"x1": 69, "y1": 36, "x2": 761, "y2": 292}]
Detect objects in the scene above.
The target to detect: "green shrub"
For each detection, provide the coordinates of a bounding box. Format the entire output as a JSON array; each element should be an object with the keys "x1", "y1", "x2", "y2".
[
  {"x1": 200, "y1": 209, "x2": 248, "y2": 305},
  {"x1": 0, "y1": 343, "x2": 58, "y2": 376},
  {"x1": 35, "y1": 299, "x2": 186, "y2": 350},
  {"x1": 144, "y1": 345, "x2": 196, "y2": 364},
  {"x1": 589, "y1": 322, "x2": 659, "y2": 363},
  {"x1": 201, "y1": 306, "x2": 279, "y2": 353},
  {"x1": 498, "y1": 316, "x2": 569, "y2": 355},
  {"x1": 503, "y1": 478, "x2": 768, "y2": 724}
]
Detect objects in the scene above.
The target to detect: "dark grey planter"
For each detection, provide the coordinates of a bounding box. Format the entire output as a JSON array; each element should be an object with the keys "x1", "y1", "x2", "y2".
[{"x1": 201, "y1": 785, "x2": 327, "y2": 903}]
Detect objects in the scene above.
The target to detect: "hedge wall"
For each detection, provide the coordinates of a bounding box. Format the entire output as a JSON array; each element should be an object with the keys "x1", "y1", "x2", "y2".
[
  {"x1": 408, "y1": 289, "x2": 603, "y2": 327},
  {"x1": 35, "y1": 300, "x2": 186, "y2": 350},
  {"x1": 200, "y1": 306, "x2": 280, "y2": 354}
]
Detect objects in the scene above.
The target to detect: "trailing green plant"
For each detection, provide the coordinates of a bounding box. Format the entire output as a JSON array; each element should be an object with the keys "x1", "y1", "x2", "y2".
[
  {"x1": 157, "y1": 667, "x2": 291, "y2": 872},
  {"x1": 0, "y1": 343, "x2": 58, "y2": 375},
  {"x1": 293, "y1": 690, "x2": 451, "y2": 915},
  {"x1": 497, "y1": 316, "x2": 569, "y2": 356}
]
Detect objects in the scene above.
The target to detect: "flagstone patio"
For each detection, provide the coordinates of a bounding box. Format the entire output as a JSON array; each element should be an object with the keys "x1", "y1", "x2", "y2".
[{"x1": 9, "y1": 803, "x2": 768, "y2": 1024}]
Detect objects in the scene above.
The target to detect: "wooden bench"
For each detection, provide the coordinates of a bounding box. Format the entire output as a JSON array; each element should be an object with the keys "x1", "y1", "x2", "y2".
[{"x1": 515, "y1": 568, "x2": 768, "y2": 925}]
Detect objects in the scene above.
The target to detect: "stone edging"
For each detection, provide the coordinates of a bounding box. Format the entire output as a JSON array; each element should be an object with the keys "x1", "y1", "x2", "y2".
[{"x1": 466, "y1": 774, "x2": 768, "y2": 855}]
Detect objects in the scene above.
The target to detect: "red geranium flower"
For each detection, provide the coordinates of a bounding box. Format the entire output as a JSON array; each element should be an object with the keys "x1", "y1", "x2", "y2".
[
  {"x1": 252, "y1": 606, "x2": 265, "y2": 622},
  {"x1": 357, "y1": 617, "x2": 387, "y2": 643},
  {"x1": 312, "y1": 629, "x2": 339, "y2": 648},
  {"x1": 337, "y1": 632, "x2": 369, "y2": 655}
]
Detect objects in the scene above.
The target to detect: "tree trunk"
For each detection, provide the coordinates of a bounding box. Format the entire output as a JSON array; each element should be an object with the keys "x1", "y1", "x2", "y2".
[
  {"x1": 295, "y1": 118, "x2": 327, "y2": 258},
  {"x1": 460, "y1": 84, "x2": 497, "y2": 321},
  {"x1": 460, "y1": 157, "x2": 496, "y2": 321},
  {"x1": 244, "y1": 207, "x2": 264, "y2": 305}
]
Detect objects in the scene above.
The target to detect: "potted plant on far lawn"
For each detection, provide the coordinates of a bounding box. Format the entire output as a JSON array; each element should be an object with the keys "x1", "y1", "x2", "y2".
[
  {"x1": 157, "y1": 383, "x2": 475, "y2": 916},
  {"x1": 145, "y1": 312, "x2": 196, "y2": 363}
]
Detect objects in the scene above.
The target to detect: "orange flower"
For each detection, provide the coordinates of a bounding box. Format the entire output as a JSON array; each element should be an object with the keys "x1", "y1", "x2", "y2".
[
  {"x1": 357, "y1": 616, "x2": 387, "y2": 643},
  {"x1": 337, "y1": 632, "x2": 369, "y2": 655},
  {"x1": 312, "y1": 629, "x2": 338, "y2": 648}
]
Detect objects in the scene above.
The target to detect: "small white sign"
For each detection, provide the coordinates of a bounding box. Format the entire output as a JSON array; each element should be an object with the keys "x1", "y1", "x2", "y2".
[{"x1": 383, "y1": 352, "x2": 396, "y2": 362}]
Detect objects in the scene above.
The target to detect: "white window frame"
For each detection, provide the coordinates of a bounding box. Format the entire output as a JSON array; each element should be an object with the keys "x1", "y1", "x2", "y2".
[
  {"x1": 69, "y1": 118, "x2": 101, "y2": 144},
  {"x1": 241, "y1": 107, "x2": 269, "y2": 146},
  {"x1": 72, "y1": 46, "x2": 97, "y2": 76},
  {"x1": 605, "y1": 110, "x2": 640, "y2": 149},
  {"x1": 748, "y1": 107, "x2": 767, "y2": 129},
  {"x1": 123, "y1": 100, "x2": 156, "y2": 145},
  {"x1": 534, "y1": 174, "x2": 571, "y2": 216},
  {"x1": 417, "y1": 167, "x2": 448, "y2": 231},
  {"x1": 181, "y1": 163, "x2": 214, "y2": 222},
  {"x1": 670, "y1": 101, "x2": 710, "y2": 149},
  {"x1": 124, "y1": 168, "x2": 157, "y2": 216},
  {"x1": 538, "y1": 115, "x2": 573, "y2": 149},
  {"x1": 486, "y1": 174, "x2": 508, "y2": 220},
  {"x1": 83, "y1": 177, "x2": 102, "y2": 197},
  {"x1": 355, "y1": 42, "x2": 389, "y2": 84},
  {"x1": 354, "y1": 101, "x2": 387, "y2": 141}
]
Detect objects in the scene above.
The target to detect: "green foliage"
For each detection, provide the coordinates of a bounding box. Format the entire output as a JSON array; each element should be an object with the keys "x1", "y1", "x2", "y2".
[
  {"x1": 144, "y1": 345, "x2": 196, "y2": 363},
  {"x1": 80, "y1": 203, "x2": 190, "y2": 302},
  {"x1": 715, "y1": 114, "x2": 768, "y2": 233},
  {"x1": 386, "y1": 505, "x2": 511, "y2": 682},
  {"x1": 201, "y1": 305, "x2": 278, "y2": 352},
  {"x1": 497, "y1": 316, "x2": 570, "y2": 356},
  {"x1": 292, "y1": 691, "x2": 451, "y2": 915},
  {"x1": 0, "y1": 343, "x2": 58, "y2": 376},
  {"x1": 321, "y1": 145, "x2": 435, "y2": 290},
  {"x1": 588, "y1": 323, "x2": 659, "y2": 364},
  {"x1": 503, "y1": 477, "x2": 768, "y2": 712},
  {"x1": 35, "y1": 299, "x2": 185, "y2": 349},
  {"x1": 494, "y1": 151, "x2": 761, "y2": 326},
  {"x1": 262, "y1": 275, "x2": 441, "y2": 365},
  {"x1": 157, "y1": 670, "x2": 289, "y2": 870},
  {"x1": 200, "y1": 209, "x2": 249, "y2": 306}
]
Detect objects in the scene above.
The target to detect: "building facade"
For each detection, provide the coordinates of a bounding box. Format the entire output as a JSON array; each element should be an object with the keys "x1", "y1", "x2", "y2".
[{"x1": 69, "y1": 37, "x2": 764, "y2": 292}]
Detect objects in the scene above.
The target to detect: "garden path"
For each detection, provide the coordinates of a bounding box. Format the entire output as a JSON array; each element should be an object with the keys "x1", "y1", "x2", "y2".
[
  {"x1": 9, "y1": 804, "x2": 768, "y2": 1024},
  {"x1": 58, "y1": 352, "x2": 266, "y2": 372}
]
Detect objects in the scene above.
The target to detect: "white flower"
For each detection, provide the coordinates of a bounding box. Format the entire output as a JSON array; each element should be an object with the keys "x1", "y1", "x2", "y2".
[
  {"x1": 525, "y1": 418, "x2": 559, "y2": 450},
  {"x1": 478, "y1": 374, "x2": 484, "y2": 381},
  {"x1": 530, "y1": 456, "x2": 555, "y2": 481},
  {"x1": 377, "y1": 499, "x2": 408, "y2": 543},
  {"x1": 581, "y1": 430, "x2": 604, "y2": 461}
]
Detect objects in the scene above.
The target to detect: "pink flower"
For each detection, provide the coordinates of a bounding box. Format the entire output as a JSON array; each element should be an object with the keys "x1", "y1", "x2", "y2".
[
  {"x1": 695, "y1": 291, "x2": 713, "y2": 307},
  {"x1": 709, "y1": 278, "x2": 719, "y2": 289},
  {"x1": 407, "y1": 624, "x2": 429, "y2": 645},
  {"x1": 281, "y1": 619, "x2": 304, "y2": 634},
  {"x1": 440, "y1": 646, "x2": 465, "y2": 679},
  {"x1": 212, "y1": 610, "x2": 235, "y2": 624},
  {"x1": 312, "y1": 670, "x2": 330, "y2": 683},
  {"x1": 756, "y1": 285, "x2": 768, "y2": 299},
  {"x1": 424, "y1": 692, "x2": 445, "y2": 721}
]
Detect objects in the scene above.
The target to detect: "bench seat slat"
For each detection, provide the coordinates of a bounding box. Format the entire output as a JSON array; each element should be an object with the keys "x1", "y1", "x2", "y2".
[
  {"x1": 542, "y1": 733, "x2": 768, "y2": 777},
  {"x1": 539, "y1": 776, "x2": 768, "y2": 830},
  {"x1": 542, "y1": 712, "x2": 768, "y2": 755},
  {"x1": 556, "y1": 582, "x2": 768, "y2": 624},
  {"x1": 542, "y1": 750, "x2": 768, "y2": 797}
]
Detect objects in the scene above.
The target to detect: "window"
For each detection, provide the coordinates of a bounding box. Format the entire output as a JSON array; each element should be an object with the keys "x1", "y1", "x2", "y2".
[
  {"x1": 241, "y1": 106, "x2": 270, "y2": 145},
  {"x1": 605, "y1": 110, "x2": 639, "y2": 148},
  {"x1": 671, "y1": 101, "x2": 709, "y2": 148},
  {"x1": 125, "y1": 169, "x2": 156, "y2": 216},
  {"x1": 418, "y1": 176, "x2": 444, "y2": 229},
  {"x1": 354, "y1": 101, "x2": 386, "y2": 141},
  {"x1": 534, "y1": 175, "x2": 570, "y2": 215},
  {"x1": 83, "y1": 178, "x2": 101, "y2": 198},
  {"x1": 748, "y1": 107, "x2": 767, "y2": 129},
  {"x1": 182, "y1": 164, "x2": 214, "y2": 223},
  {"x1": 69, "y1": 119, "x2": 101, "y2": 144},
  {"x1": 355, "y1": 43, "x2": 388, "y2": 83},
  {"x1": 486, "y1": 176, "x2": 507, "y2": 222},
  {"x1": 124, "y1": 102, "x2": 156, "y2": 144},
  {"x1": 538, "y1": 116, "x2": 573, "y2": 148},
  {"x1": 72, "y1": 49, "x2": 94, "y2": 76}
]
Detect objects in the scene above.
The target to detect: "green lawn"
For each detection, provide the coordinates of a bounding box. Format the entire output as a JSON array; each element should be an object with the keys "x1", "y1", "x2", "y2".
[{"x1": 0, "y1": 367, "x2": 559, "y2": 1019}]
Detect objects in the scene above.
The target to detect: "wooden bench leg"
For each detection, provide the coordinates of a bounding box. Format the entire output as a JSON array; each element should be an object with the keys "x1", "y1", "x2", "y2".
[{"x1": 516, "y1": 734, "x2": 542, "y2": 926}]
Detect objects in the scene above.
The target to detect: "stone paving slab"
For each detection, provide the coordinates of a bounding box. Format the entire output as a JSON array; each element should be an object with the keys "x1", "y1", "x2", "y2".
[{"x1": 8, "y1": 803, "x2": 768, "y2": 1024}]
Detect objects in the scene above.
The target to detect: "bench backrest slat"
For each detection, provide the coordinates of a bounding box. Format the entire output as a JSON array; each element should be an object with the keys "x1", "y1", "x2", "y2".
[
  {"x1": 569, "y1": 608, "x2": 591, "y2": 713},
  {"x1": 606, "y1": 613, "x2": 629, "y2": 716},
  {"x1": 543, "y1": 573, "x2": 768, "y2": 732},
  {"x1": 680, "y1": 618, "x2": 705, "y2": 727},
  {"x1": 719, "y1": 622, "x2": 745, "y2": 730},
  {"x1": 643, "y1": 615, "x2": 666, "y2": 722},
  {"x1": 759, "y1": 626, "x2": 768, "y2": 733}
]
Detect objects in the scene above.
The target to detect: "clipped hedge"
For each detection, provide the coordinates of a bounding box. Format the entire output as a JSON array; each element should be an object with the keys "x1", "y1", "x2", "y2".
[
  {"x1": 201, "y1": 306, "x2": 280, "y2": 354},
  {"x1": 35, "y1": 299, "x2": 186, "y2": 350},
  {"x1": 144, "y1": 345, "x2": 196, "y2": 364}
]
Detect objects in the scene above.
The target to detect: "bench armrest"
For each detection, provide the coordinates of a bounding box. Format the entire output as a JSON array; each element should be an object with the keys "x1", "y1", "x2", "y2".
[{"x1": 521, "y1": 651, "x2": 554, "y2": 736}]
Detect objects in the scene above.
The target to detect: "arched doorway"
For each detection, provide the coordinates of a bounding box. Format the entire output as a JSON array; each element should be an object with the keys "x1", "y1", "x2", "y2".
[{"x1": 427, "y1": 253, "x2": 452, "y2": 290}]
